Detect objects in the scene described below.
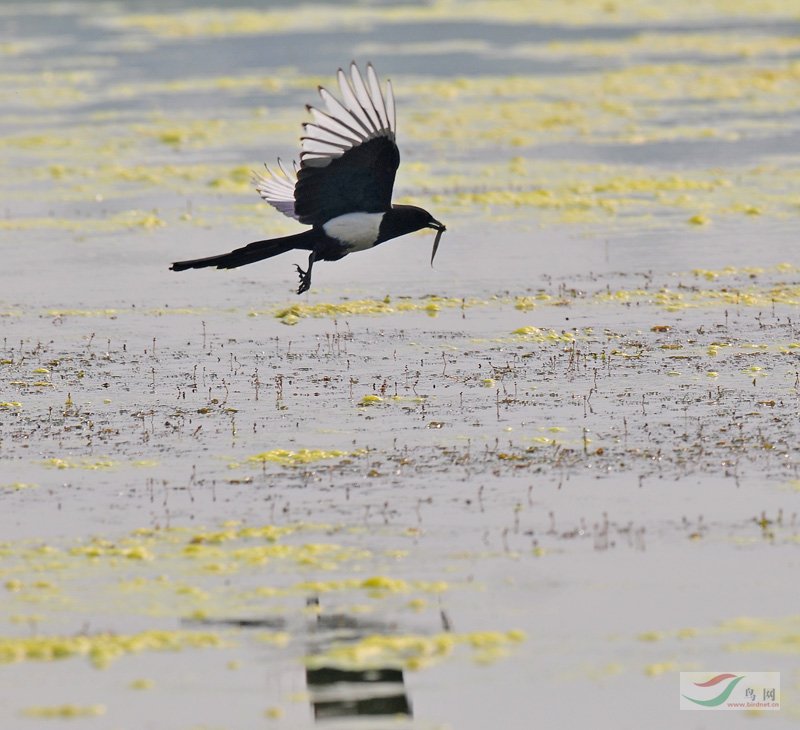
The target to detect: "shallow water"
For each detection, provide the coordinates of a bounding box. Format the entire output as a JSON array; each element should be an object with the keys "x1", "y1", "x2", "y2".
[{"x1": 2, "y1": 1, "x2": 800, "y2": 728}]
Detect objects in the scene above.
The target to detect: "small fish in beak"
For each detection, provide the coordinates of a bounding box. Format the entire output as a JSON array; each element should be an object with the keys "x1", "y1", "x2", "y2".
[{"x1": 429, "y1": 221, "x2": 446, "y2": 266}]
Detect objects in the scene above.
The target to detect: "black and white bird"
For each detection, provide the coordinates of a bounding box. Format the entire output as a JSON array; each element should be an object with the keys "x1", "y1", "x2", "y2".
[{"x1": 170, "y1": 62, "x2": 446, "y2": 294}]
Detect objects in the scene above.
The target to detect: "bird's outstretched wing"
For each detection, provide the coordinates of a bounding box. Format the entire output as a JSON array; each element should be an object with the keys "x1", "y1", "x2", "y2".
[
  {"x1": 293, "y1": 62, "x2": 400, "y2": 226},
  {"x1": 252, "y1": 159, "x2": 301, "y2": 221}
]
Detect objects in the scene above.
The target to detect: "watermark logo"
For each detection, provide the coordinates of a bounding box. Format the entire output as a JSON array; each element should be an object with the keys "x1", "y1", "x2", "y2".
[{"x1": 680, "y1": 672, "x2": 780, "y2": 710}]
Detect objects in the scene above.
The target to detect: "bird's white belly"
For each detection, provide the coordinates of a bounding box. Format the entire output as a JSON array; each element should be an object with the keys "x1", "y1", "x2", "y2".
[{"x1": 323, "y1": 212, "x2": 383, "y2": 251}]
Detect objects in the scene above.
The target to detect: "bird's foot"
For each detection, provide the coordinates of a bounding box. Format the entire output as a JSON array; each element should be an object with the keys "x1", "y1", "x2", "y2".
[{"x1": 295, "y1": 264, "x2": 311, "y2": 295}]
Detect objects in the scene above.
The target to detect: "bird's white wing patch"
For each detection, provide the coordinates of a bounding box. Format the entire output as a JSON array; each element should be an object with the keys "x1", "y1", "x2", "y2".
[
  {"x1": 301, "y1": 62, "x2": 396, "y2": 168},
  {"x1": 252, "y1": 159, "x2": 300, "y2": 220},
  {"x1": 323, "y1": 212, "x2": 383, "y2": 250}
]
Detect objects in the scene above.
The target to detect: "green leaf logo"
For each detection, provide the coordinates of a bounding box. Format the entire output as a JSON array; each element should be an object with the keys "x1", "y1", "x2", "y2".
[{"x1": 683, "y1": 675, "x2": 744, "y2": 707}]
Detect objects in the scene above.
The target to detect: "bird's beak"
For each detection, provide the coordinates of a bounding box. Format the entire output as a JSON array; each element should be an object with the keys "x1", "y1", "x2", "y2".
[{"x1": 429, "y1": 220, "x2": 446, "y2": 266}]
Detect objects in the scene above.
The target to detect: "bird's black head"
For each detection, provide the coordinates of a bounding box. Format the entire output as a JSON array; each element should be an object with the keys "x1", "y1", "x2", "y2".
[{"x1": 384, "y1": 204, "x2": 446, "y2": 264}]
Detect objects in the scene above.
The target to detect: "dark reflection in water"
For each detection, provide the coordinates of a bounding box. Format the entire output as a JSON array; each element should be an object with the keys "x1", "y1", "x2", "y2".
[
  {"x1": 183, "y1": 597, "x2": 413, "y2": 723},
  {"x1": 306, "y1": 666, "x2": 411, "y2": 720},
  {"x1": 184, "y1": 616, "x2": 287, "y2": 629},
  {"x1": 304, "y1": 597, "x2": 412, "y2": 722}
]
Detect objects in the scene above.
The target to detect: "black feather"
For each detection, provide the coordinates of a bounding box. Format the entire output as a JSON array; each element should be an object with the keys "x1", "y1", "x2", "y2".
[
  {"x1": 294, "y1": 137, "x2": 399, "y2": 226},
  {"x1": 170, "y1": 231, "x2": 315, "y2": 271}
]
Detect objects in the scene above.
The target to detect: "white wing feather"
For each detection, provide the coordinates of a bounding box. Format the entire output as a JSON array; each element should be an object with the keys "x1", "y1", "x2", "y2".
[
  {"x1": 252, "y1": 159, "x2": 300, "y2": 220},
  {"x1": 366, "y1": 64, "x2": 389, "y2": 130},
  {"x1": 301, "y1": 62, "x2": 396, "y2": 168},
  {"x1": 253, "y1": 63, "x2": 396, "y2": 213}
]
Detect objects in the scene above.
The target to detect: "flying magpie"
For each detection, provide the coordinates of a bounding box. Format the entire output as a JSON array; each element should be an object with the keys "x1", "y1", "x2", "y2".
[{"x1": 170, "y1": 63, "x2": 446, "y2": 294}]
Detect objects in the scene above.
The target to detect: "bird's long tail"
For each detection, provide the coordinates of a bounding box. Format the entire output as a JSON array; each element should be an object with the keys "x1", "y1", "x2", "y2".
[{"x1": 170, "y1": 230, "x2": 315, "y2": 271}]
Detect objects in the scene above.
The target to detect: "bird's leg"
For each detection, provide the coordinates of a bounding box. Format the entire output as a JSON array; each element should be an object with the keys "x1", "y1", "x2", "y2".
[{"x1": 295, "y1": 251, "x2": 316, "y2": 295}]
